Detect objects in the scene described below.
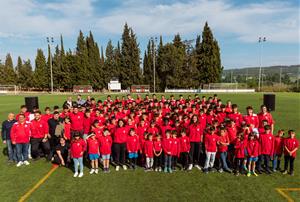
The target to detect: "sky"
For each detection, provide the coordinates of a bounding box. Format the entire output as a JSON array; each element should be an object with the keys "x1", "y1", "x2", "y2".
[{"x1": 0, "y1": 0, "x2": 299, "y2": 69}]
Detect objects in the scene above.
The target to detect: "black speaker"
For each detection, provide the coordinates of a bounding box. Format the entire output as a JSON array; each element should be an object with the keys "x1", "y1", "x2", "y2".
[
  {"x1": 25, "y1": 97, "x2": 39, "y2": 113},
  {"x1": 263, "y1": 94, "x2": 275, "y2": 111}
]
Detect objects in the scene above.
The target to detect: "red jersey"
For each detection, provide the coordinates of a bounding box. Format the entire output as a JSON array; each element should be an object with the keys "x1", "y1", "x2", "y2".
[
  {"x1": 162, "y1": 138, "x2": 173, "y2": 154},
  {"x1": 259, "y1": 133, "x2": 274, "y2": 155},
  {"x1": 284, "y1": 138, "x2": 299, "y2": 158},
  {"x1": 144, "y1": 140, "x2": 154, "y2": 157},
  {"x1": 99, "y1": 135, "x2": 112, "y2": 155},
  {"x1": 30, "y1": 119, "x2": 48, "y2": 139},
  {"x1": 179, "y1": 136, "x2": 190, "y2": 153},
  {"x1": 227, "y1": 126, "x2": 237, "y2": 143},
  {"x1": 234, "y1": 139, "x2": 245, "y2": 158},
  {"x1": 218, "y1": 134, "x2": 229, "y2": 152},
  {"x1": 258, "y1": 112, "x2": 274, "y2": 128},
  {"x1": 87, "y1": 138, "x2": 100, "y2": 154},
  {"x1": 243, "y1": 114, "x2": 259, "y2": 128},
  {"x1": 160, "y1": 125, "x2": 174, "y2": 139},
  {"x1": 228, "y1": 112, "x2": 243, "y2": 127},
  {"x1": 247, "y1": 139, "x2": 259, "y2": 157},
  {"x1": 70, "y1": 139, "x2": 86, "y2": 158},
  {"x1": 113, "y1": 127, "x2": 128, "y2": 143},
  {"x1": 127, "y1": 135, "x2": 140, "y2": 153},
  {"x1": 10, "y1": 121, "x2": 31, "y2": 144},
  {"x1": 188, "y1": 124, "x2": 203, "y2": 142},
  {"x1": 64, "y1": 123, "x2": 71, "y2": 140},
  {"x1": 153, "y1": 140, "x2": 162, "y2": 152},
  {"x1": 69, "y1": 112, "x2": 84, "y2": 131},
  {"x1": 83, "y1": 116, "x2": 92, "y2": 134},
  {"x1": 204, "y1": 133, "x2": 219, "y2": 152},
  {"x1": 41, "y1": 114, "x2": 53, "y2": 123},
  {"x1": 273, "y1": 136, "x2": 284, "y2": 155},
  {"x1": 171, "y1": 138, "x2": 180, "y2": 157}
]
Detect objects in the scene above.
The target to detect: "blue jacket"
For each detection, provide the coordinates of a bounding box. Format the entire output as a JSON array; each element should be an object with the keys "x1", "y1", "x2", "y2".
[{"x1": 1, "y1": 119, "x2": 17, "y2": 141}]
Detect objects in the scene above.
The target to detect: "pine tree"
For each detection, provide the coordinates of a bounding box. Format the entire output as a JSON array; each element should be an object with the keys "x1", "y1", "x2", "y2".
[
  {"x1": 3, "y1": 53, "x2": 16, "y2": 84},
  {"x1": 34, "y1": 49, "x2": 48, "y2": 89}
]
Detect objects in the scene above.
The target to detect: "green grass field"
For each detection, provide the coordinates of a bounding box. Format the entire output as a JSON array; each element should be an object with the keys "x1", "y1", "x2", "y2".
[{"x1": 0, "y1": 93, "x2": 299, "y2": 202}]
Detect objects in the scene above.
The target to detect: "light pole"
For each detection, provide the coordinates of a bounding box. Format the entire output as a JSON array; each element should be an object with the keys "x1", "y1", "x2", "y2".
[
  {"x1": 258, "y1": 36, "x2": 266, "y2": 91},
  {"x1": 47, "y1": 37, "x2": 54, "y2": 94},
  {"x1": 152, "y1": 37, "x2": 158, "y2": 93}
]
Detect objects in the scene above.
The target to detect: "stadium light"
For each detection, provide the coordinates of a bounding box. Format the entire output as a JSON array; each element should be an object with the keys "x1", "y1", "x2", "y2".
[
  {"x1": 47, "y1": 37, "x2": 54, "y2": 94},
  {"x1": 258, "y1": 36, "x2": 266, "y2": 92},
  {"x1": 151, "y1": 37, "x2": 158, "y2": 93}
]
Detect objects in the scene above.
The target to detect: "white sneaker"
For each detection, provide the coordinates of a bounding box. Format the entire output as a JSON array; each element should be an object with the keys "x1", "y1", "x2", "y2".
[
  {"x1": 195, "y1": 165, "x2": 202, "y2": 170},
  {"x1": 89, "y1": 169, "x2": 95, "y2": 174},
  {"x1": 95, "y1": 169, "x2": 98, "y2": 174},
  {"x1": 73, "y1": 172, "x2": 78, "y2": 177},
  {"x1": 16, "y1": 161, "x2": 23, "y2": 167},
  {"x1": 123, "y1": 165, "x2": 127, "y2": 170},
  {"x1": 28, "y1": 155, "x2": 32, "y2": 159},
  {"x1": 116, "y1": 166, "x2": 120, "y2": 171},
  {"x1": 78, "y1": 172, "x2": 84, "y2": 178},
  {"x1": 23, "y1": 160, "x2": 30, "y2": 166},
  {"x1": 188, "y1": 164, "x2": 193, "y2": 171},
  {"x1": 158, "y1": 167, "x2": 162, "y2": 172}
]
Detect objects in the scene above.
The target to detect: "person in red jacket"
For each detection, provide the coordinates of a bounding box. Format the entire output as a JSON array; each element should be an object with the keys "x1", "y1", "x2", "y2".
[
  {"x1": 179, "y1": 129, "x2": 190, "y2": 170},
  {"x1": 171, "y1": 130, "x2": 180, "y2": 171},
  {"x1": 217, "y1": 127, "x2": 232, "y2": 173},
  {"x1": 63, "y1": 117, "x2": 71, "y2": 141},
  {"x1": 283, "y1": 130, "x2": 299, "y2": 176},
  {"x1": 99, "y1": 129, "x2": 112, "y2": 173},
  {"x1": 70, "y1": 132, "x2": 86, "y2": 177},
  {"x1": 234, "y1": 132, "x2": 245, "y2": 176},
  {"x1": 10, "y1": 114, "x2": 32, "y2": 167},
  {"x1": 113, "y1": 119, "x2": 128, "y2": 171},
  {"x1": 86, "y1": 132, "x2": 100, "y2": 174},
  {"x1": 163, "y1": 130, "x2": 173, "y2": 173},
  {"x1": 30, "y1": 110, "x2": 51, "y2": 161},
  {"x1": 272, "y1": 129, "x2": 284, "y2": 172},
  {"x1": 69, "y1": 106, "x2": 84, "y2": 137},
  {"x1": 257, "y1": 125, "x2": 274, "y2": 174},
  {"x1": 153, "y1": 134, "x2": 163, "y2": 172},
  {"x1": 187, "y1": 115, "x2": 203, "y2": 171},
  {"x1": 246, "y1": 132, "x2": 260, "y2": 177},
  {"x1": 127, "y1": 128, "x2": 140, "y2": 169},
  {"x1": 83, "y1": 110, "x2": 92, "y2": 139},
  {"x1": 203, "y1": 127, "x2": 219, "y2": 174},
  {"x1": 144, "y1": 134, "x2": 154, "y2": 171}
]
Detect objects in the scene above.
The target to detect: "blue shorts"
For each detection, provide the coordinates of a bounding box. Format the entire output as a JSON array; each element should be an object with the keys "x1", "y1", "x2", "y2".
[
  {"x1": 248, "y1": 157, "x2": 258, "y2": 162},
  {"x1": 128, "y1": 152, "x2": 138, "y2": 159},
  {"x1": 89, "y1": 154, "x2": 99, "y2": 160},
  {"x1": 102, "y1": 154, "x2": 110, "y2": 160}
]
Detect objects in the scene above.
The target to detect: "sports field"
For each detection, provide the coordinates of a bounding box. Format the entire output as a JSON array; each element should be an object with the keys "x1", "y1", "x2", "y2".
[{"x1": 0, "y1": 93, "x2": 299, "y2": 201}]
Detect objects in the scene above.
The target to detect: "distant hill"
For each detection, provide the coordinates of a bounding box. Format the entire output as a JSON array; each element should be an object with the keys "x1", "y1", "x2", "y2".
[{"x1": 223, "y1": 65, "x2": 300, "y2": 77}]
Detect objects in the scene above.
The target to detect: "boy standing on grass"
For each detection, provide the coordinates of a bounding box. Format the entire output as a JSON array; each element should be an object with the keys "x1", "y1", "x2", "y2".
[
  {"x1": 246, "y1": 133, "x2": 259, "y2": 177},
  {"x1": 127, "y1": 128, "x2": 140, "y2": 169},
  {"x1": 163, "y1": 130, "x2": 173, "y2": 173},
  {"x1": 99, "y1": 129, "x2": 112, "y2": 173},
  {"x1": 203, "y1": 127, "x2": 219, "y2": 174},
  {"x1": 272, "y1": 129, "x2": 284, "y2": 172},
  {"x1": 283, "y1": 130, "x2": 298, "y2": 176},
  {"x1": 144, "y1": 134, "x2": 154, "y2": 171}
]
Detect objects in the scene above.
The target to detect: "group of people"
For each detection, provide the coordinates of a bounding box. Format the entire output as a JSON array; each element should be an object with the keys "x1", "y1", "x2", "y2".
[{"x1": 1, "y1": 94, "x2": 298, "y2": 178}]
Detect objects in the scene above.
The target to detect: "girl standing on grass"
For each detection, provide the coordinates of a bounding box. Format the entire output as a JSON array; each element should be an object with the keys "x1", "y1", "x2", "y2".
[
  {"x1": 86, "y1": 132, "x2": 100, "y2": 174},
  {"x1": 70, "y1": 132, "x2": 86, "y2": 178},
  {"x1": 246, "y1": 132, "x2": 259, "y2": 177}
]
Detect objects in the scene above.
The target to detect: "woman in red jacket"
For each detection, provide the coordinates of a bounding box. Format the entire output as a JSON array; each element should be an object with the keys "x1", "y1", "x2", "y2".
[
  {"x1": 70, "y1": 132, "x2": 86, "y2": 177},
  {"x1": 112, "y1": 119, "x2": 128, "y2": 171},
  {"x1": 188, "y1": 115, "x2": 203, "y2": 171}
]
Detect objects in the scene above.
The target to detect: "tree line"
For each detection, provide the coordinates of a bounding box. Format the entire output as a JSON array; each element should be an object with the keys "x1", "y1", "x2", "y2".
[{"x1": 0, "y1": 22, "x2": 222, "y2": 91}]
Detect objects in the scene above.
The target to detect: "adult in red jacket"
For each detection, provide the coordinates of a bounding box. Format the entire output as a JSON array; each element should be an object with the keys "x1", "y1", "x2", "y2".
[
  {"x1": 257, "y1": 125, "x2": 274, "y2": 174},
  {"x1": 10, "y1": 114, "x2": 31, "y2": 166},
  {"x1": 30, "y1": 110, "x2": 51, "y2": 160},
  {"x1": 257, "y1": 105, "x2": 275, "y2": 133},
  {"x1": 187, "y1": 115, "x2": 203, "y2": 170},
  {"x1": 112, "y1": 119, "x2": 128, "y2": 171},
  {"x1": 69, "y1": 106, "x2": 84, "y2": 136}
]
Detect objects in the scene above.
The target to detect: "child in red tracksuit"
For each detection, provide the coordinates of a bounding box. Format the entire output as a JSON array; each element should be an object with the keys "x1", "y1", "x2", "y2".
[
  {"x1": 99, "y1": 129, "x2": 112, "y2": 173},
  {"x1": 171, "y1": 131, "x2": 180, "y2": 171},
  {"x1": 153, "y1": 134, "x2": 163, "y2": 172},
  {"x1": 283, "y1": 130, "x2": 299, "y2": 176},
  {"x1": 86, "y1": 132, "x2": 100, "y2": 174},
  {"x1": 234, "y1": 132, "x2": 245, "y2": 176},
  {"x1": 163, "y1": 130, "x2": 173, "y2": 173},
  {"x1": 217, "y1": 127, "x2": 231, "y2": 173},
  {"x1": 179, "y1": 129, "x2": 190, "y2": 170},
  {"x1": 272, "y1": 129, "x2": 284, "y2": 172},
  {"x1": 144, "y1": 134, "x2": 154, "y2": 171},
  {"x1": 246, "y1": 132, "x2": 259, "y2": 177},
  {"x1": 127, "y1": 128, "x2": 140, "y2": 169},
  {"x1": 70, "y1": 132, "x2": 86, "y2": 177},
  {"x1": 257, "y1": 125, "x2": 274, "y2": 174}
]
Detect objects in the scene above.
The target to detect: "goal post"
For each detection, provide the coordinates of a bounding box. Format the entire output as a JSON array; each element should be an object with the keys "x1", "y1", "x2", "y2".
[{"x1": 0, "y1": 85, "x2": 18, "y2": 95}]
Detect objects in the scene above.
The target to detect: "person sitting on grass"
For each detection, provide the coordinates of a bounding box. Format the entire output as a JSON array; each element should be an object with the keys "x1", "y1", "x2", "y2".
[
  {"x1": 70, "y1": 132, "x2": 86, "y2": 178},
  {"x1": 283, "y1": 130, "x2": 298, "y2": 176},
  {"x1": 52, "y1": 137, "x2": 70, "y2": 167},
  {"x1": 86, "y1": 132, "x2": 100, "y2": 174}
]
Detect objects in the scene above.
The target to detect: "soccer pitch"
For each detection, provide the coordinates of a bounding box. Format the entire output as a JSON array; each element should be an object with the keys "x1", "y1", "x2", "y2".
[{"x1": 0, "y1": 93, "x2": 299, "y2": 201}]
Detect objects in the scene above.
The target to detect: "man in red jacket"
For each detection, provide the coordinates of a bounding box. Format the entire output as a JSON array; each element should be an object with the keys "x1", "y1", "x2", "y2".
[
  {"x1": 10, "y1": 114, "x2": 32, "y2": 167},
  {"x1": 30, "y1": 110, "x2": 51, "y2": 161}
]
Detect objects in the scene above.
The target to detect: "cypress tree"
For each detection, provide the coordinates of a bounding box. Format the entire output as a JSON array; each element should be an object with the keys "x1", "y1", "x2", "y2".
[
  {"x1": 19, "y1": 59, "x2": 33, "y2": 88},
  {"x1": 75, "y1": 30, "x2": 89, "y2": 85},
  {"x1": 34, "y1": 49, "x2": 48, "y2": 89},
  {"x1": 3, "y1": 53, "x2": 16, "y2": 84}
]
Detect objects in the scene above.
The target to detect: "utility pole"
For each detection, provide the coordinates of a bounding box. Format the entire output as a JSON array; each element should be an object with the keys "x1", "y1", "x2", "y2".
[
  {"x1": 152, "y1": 37, "x2": 158, "y2": 93},
  {"x1": 258, "y1": 36, "x2": 266, "y2": 91},
  {"x1": 279, "y1": 67, "x2": 282, "y2": 86},
  {"x1": 47, "y1": 37, "x2": 54, "y2": 94}
]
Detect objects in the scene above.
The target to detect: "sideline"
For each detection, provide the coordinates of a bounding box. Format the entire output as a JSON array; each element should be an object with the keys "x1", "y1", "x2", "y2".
[
  {"x1": 275, "y1": 188, "x2": 300, "y2": 202},
  {"x1": 18, "y1": 165, "x2": 58, "y2": 202}
]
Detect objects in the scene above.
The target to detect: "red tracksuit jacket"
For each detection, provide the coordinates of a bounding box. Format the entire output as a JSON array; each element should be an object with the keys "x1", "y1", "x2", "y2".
[
  {"x1": 218, "y1": 134, "x2": 229, "y2": 153},
  {"x1": 69, "y1": 112, "x2": 84, "y2": 131},
  {"x1": 153, "y1": 140, "x2": 162, "y2": 152},
  {"x1": 64, "y1": 123, "x2": 71, "y2": 140},
  {"x1": 87, "y1": 138, "x2": 100, "y2": 155},
  {"x1": 259, "y1": 133, "x2": 274, "y2": 155},
  {"x1": 163, "y1": 138, "x2": 173, "y2": 154},
  {"x1": 171, "y1": 138, "x2": 180, "y2": 157},
  {"x1": 30, "y1": 119, "x2": 48, "y2": 139},
  {"x1": 284, "y1": 138, "x2": 299, "y2": 158},
  {"x1": 113, "y1": 127, "x2": 128, "y2": 143},
  {"x1": 205, "y1": 133, "x2": 219, "y2": 152},
  {"x1": 127, "y1": 135, "x2": 140, "y2": 153},
  {"x1": 273, "y1": 136, "x2": 284, "y2": 156},
  {"x1": 179, "y1": 136, "x2": 190, "y2": 153},
  {"x1": 247, "y1": 139, "x2": 259, "y2": 157},
  {"x1": 234, "y1": 139, "x2": 245, "y2": 158},
  {"x1": 99, "y1": 135, "x2": 112, "y2": 155},
  {"x1": 144, "y1": 140, "x2": 154, "y2": 158},
  {"x1": 10, "y1": 121, "x2": 31, "y2": 144},
  {"x1": 70, "y1": 139, "x2": 86, "y2": 158},
  {"x1": 188, "y1": 124, "x2": 203, "y2": 142}
]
